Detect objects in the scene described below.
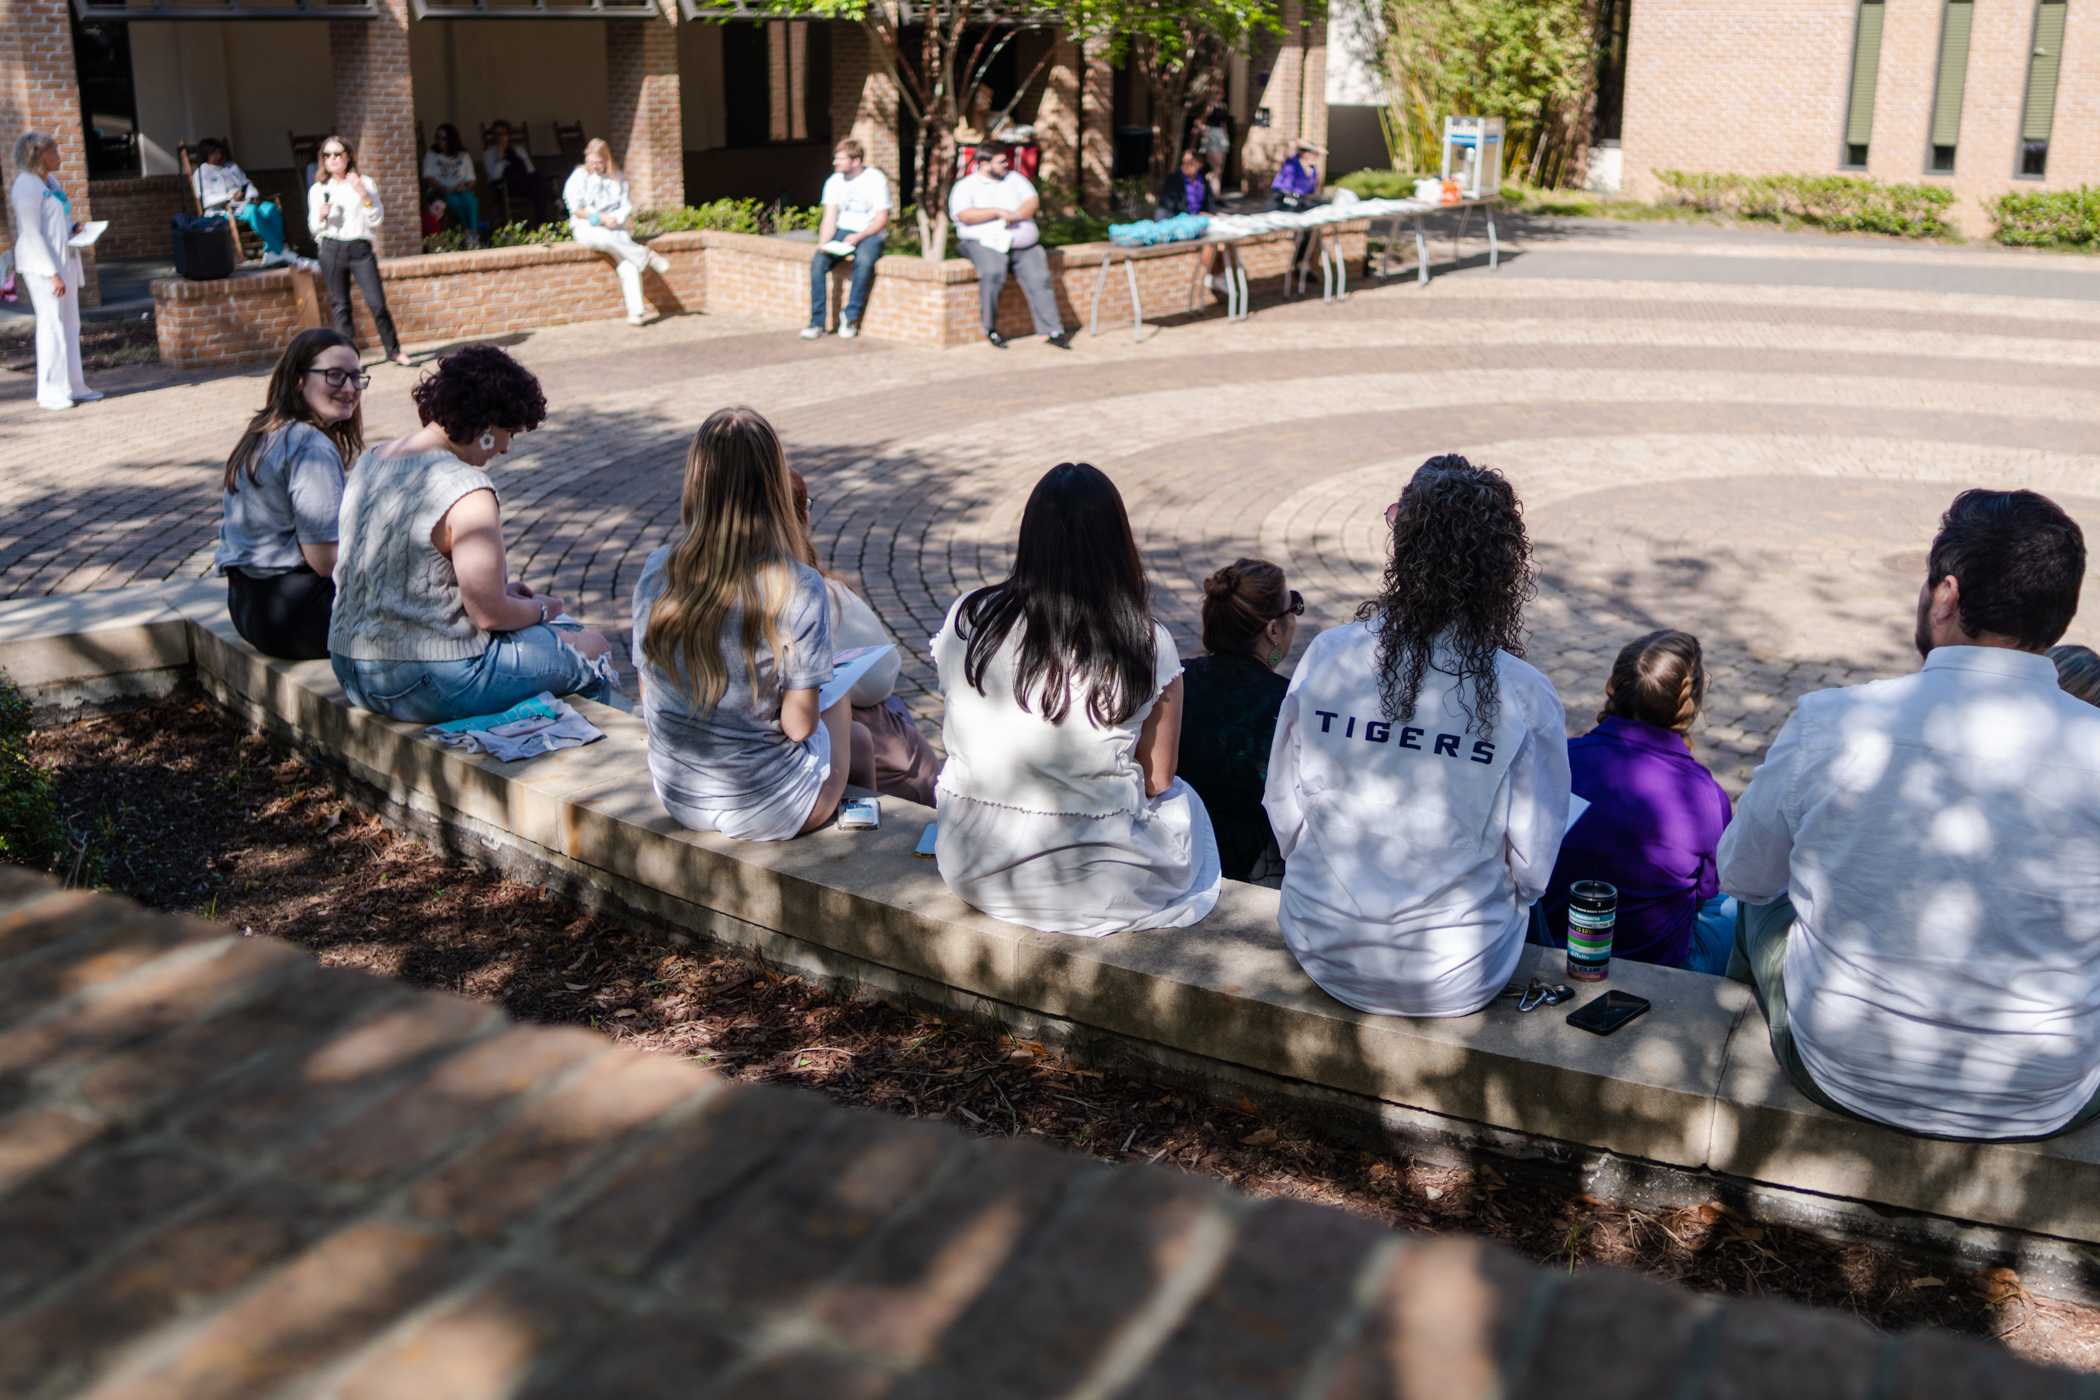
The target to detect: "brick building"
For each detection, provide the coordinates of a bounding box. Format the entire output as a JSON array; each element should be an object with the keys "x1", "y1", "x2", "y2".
[
  {"x1": 1618, "y1": 0, "x2": 2095, "y2": 233},
  {"x1": 2, "y1": 0, "x2": 1329, "y2": 305}
]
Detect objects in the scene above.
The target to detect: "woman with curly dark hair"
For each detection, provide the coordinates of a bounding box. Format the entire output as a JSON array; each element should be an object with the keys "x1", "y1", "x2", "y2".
[
  {"x1": 329, "y1": 344, "x2": 615, "y2": 722},
  {"x1": 1263, "y1": 454, "x2": 1571, "y2": 1017}
]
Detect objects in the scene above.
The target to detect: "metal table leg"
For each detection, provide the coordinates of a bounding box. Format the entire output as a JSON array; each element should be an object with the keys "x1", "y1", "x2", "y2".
[
  {"x1": 1414, "y1": 216, "x2": 1430, "y2": 286},
  {"x1": 1088, "y1": 249, "x2": 1113, "y2": 337},
  {"x1": 1231, "y1": 246, "x2": 1250, "y2": 319},
  {"x1": 1124, "y1": 252, "x2": 1143, "y2": 343},
  {"x1": 1487, "y1": 204, "x2": 1500, "y2": 270},
  {"x1": 1454, "y1": 202, "x2": 1471, "y2": 263}
]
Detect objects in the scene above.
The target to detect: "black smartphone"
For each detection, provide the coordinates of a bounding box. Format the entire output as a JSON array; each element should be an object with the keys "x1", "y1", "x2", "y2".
[{"x1": 1567, "y1": 991, "x2": 1651, "y2": 1036}]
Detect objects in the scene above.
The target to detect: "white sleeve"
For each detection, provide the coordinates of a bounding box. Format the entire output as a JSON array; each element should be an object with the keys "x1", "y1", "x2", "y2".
[
  {"x1": 362, "y1": 176, "x2": 384, "y2": 228},
  {"x1": 1719, "y1": 708, "x2": 1805, "y2": 904},
  {"x1": 483, "y1": 148, "x2": 501, "y2": 180},
  {"x1": 228, "y1": 163, "x2": 256, "y2": 201},
  {"x1": 947, "y1": 177, "x2": 970, "y2": 219},
  {"x1": 1261, "y1": 663, "x2": 1311, "y2": 860},
  {"x1": 421, "y1": 152, "x2": 441, "y2": 182},
  {"x1": 10, "y1": 178, "x2": 58, "y2": 276},
  {"x1": 306, "y1": 182, "x2": 329, "y2": 239},
  {"x1": 1503, "y1": 695, "x2": 1573, "y2": 904},
  {"x1": 819, "y1": 174, "x2": 841, "y2": 210},
  {"x1": 562, "y1": 165, "x2": 586, "y2": 214}
]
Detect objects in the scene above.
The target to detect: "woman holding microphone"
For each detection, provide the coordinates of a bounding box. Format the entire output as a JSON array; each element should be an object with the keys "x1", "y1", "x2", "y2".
[
  {"x1": 9, "y1": 131, "x2": 101, "y2": 412},
  {"x1": 307, "y1": 134, "x2": 408, "y2": 367}
]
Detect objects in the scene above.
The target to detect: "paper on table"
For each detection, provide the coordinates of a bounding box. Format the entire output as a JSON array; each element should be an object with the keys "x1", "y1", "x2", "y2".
[
  {"x1": 1566, "y1": 792, "x2": 1591, "y2": 830},
  {"x1": 819, "y1": 644, "x2": 895, "y2": 712},
  {"x1": 67, "y1": 221, "x2": 108, "y2": 249}
]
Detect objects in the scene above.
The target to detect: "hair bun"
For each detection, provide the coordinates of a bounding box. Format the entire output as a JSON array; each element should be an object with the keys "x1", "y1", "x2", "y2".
[{"x1": 1203, "y1": 567, "x2": 1239, "y2": 599}]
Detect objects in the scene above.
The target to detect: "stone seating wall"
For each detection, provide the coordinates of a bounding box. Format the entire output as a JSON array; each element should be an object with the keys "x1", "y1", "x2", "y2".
[
  {"x1": 151, "y1": 224, "x2": 1372, "y2": 368},
  {"x1": 5, "y1": 582, "x2": 2099, "y2": 1289}
]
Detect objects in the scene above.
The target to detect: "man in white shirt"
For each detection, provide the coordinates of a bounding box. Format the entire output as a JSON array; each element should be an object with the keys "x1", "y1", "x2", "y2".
[
  {"x1": 191, "y1": 139, "x2": 290, "y2": 264},
  {"x1": 803, "y1": 139, "x2": 891, "y2": 341},
  {"x1": 1720, "y1": 488, "x2": 2100, "y2": 1141},
  {"x1": 948, "y1": 142, "x2": 1072, "y2": 350},
  {"x1": 1263, "y1": 456, "x2": 1572, "y2": 1017}
]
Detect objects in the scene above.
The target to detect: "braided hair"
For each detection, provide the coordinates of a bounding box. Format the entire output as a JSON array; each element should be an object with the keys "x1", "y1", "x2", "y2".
[{"x1": 1598, "y1": 629, "x2": 1707, "y2": 737}]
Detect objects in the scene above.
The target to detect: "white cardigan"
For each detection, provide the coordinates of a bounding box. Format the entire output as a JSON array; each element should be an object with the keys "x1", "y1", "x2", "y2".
[
  {"x1": 9, "y1": 170, "x2": 78, "y2": 279},
  {"x1": 308, "y1": 175, "x2": 385, "y2": 243},
  {"x1": 563, "y1": 167, "x2": 632, "y2": 228}
]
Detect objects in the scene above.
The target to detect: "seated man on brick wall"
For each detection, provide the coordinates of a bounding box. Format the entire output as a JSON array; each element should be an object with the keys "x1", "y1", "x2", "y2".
[
  {"x1": 803, "y1": 138, "x2": 890, "y2": 342},
  {"x1": 192, "y1": 138, "x2": 291, "y2": 266},
  {"x1": 1720, "y1": 488, "x2": 2100, "y2": 1142},
  {"x1": 948, "y1": 142, "x2": 1072, "y2": 351}
]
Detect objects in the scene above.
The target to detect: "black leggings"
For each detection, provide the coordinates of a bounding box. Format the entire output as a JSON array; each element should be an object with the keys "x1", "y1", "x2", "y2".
[
  {"x1": 226, "y1": 565, "x2": 335, "y2": 660},
  {"x1": 318, "y1": 237, "x2": 401, "y2": 359}
]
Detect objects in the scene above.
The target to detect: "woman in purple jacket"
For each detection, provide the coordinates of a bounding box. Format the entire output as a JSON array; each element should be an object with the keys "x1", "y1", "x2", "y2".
[{"x1": 1539, "y1": 630, "x2": 1736, "y2": 973}]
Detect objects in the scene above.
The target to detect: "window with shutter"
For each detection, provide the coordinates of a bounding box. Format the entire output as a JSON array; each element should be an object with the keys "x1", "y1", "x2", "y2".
[
  {"x1": 2020, "y1": 0, "x2": 2069, "y2": 176},
  {"x1": 1843, "y1": 0, "x2": 1886, "y2": 168},
  {"x1": 1929, "y1": 0, "x2": 1974, "y2": 173}
]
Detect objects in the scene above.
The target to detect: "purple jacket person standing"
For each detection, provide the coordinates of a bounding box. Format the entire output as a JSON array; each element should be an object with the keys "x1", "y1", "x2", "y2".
[{"x1": 1540, "y1": 631, "x2": 1735, "y2": 973}]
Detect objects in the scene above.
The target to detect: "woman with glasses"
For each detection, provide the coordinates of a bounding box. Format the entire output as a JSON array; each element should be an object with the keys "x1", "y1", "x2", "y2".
[
  {"x1": 1264, "y1": 455, "x2": 1571, "y2": 1018},
  {"x1": 215, "y1": 329, "x2": 364, "y2": 659},
  {"x1": 932, "y1": 462, "x2": 1220, "y2": 936},
  {"x1": 9, "y1": 131, "x2": 101, "y2": 412},
  {"x1": 1178, "y1": 559, "x2": 1302, "y2": 885},
  {"x1": 307, "y1": 134, "x2": 408, "y2": 367}
]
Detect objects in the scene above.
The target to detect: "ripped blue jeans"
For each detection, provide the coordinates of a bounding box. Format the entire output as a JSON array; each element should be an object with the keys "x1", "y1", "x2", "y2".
[{"x1": 332, "y1": 623, "x2": 611, "y2": 724}]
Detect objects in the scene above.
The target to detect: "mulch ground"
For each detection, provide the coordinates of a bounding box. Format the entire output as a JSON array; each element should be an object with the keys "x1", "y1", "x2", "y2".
[
  {"x1": 27, "y1": 693, "x2": 2100, "y2": 1374},
  {"x1": 0, "y1": 315, "x2": 159, "y2": 374}
]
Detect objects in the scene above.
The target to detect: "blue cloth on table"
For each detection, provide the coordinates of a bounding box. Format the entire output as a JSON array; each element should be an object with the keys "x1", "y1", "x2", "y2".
[{"x1": 1107, "y1": 214, "x2": 1210, "y2": 247}]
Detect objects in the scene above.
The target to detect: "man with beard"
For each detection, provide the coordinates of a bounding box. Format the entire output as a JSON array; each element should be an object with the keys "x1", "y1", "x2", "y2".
[{"x1": 1721, "y1": 488, "x2": 2100, "y2": 1141}]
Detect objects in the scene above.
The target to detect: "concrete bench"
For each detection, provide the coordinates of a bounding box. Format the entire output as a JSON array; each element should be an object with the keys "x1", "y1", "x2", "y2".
[{"x1": 7, "y1": 580, "x2": 2097, "y2": 1269}]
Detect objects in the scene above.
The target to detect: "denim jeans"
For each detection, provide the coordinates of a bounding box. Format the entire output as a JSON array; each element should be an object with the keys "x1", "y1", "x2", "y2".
[
  {"x1": 332, "y1": 624, "x2": 610, "y2": 725},
  {"x1": 810, "y1": 232, "x2": 884, "y2": 329}
]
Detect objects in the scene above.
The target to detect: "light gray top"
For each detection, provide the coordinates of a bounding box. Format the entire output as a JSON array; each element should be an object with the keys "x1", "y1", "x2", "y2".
[
  {"x1": 632, "y1": 545, "x2": 834, "y2": 842},
  {"x1": 214, "y1": 423, "x2": 347, "y2": 578},
  {"x1": 328, "y1": 446, "x2": 495, "y2": 663}
]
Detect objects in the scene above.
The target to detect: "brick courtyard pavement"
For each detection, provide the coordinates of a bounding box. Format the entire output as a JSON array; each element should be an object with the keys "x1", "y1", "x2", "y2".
[{"x1": 7, "y1": 221, "x2": 2100, "y2": 789}]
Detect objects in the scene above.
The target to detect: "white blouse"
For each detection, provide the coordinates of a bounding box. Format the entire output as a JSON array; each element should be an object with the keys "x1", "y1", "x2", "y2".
[
  {"x1": 826, "y1": 580, "x2": 902, "y2": 708},
  {"x1": 934, "y1": 599, "x2": 1181, "y2": 818},
  {"x1": 563, "y1": 167, "x2": 632, "y2": 228},
  {"x1": 422, "y1": 151, "x2": 475, "y2": 191},
  {"x1": 308, "y1": 175, "x2": 384, "y2": 243},
  {"x1": 1263, "y1": 618, "x2": 1572, "y2": 1018}
]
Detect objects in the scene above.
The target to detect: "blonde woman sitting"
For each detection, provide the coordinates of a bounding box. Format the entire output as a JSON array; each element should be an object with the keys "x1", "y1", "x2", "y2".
[
  {"x1": 632, "y1": 408, "x2": 874, "y2": 841},
  {"x1": 563, "y1": 138, "x2": 669, "y2": 327}
]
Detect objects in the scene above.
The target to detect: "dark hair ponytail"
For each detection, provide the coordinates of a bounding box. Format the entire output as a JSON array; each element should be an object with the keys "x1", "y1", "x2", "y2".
[{"x1": 1200, "y1": 558, "x2": 1286, "y2": 658}]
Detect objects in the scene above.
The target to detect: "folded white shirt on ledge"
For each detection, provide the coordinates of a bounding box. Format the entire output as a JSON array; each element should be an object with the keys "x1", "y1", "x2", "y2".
[{"x1": 425, "y1": 692, "x2": 603, "y2": 762}]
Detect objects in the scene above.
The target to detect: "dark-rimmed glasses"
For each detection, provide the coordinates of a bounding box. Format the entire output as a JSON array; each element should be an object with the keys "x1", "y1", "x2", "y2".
[
  {"x1": 305, "y1": 368, "x2": 370, "y2": 391},
  {"x1": 1273, "y1": 589, "x2": 1305, "y2": 620}
]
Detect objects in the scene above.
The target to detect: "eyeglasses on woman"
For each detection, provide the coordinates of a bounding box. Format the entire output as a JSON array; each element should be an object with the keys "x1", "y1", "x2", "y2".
[{"x1": 305, "y1": 368, "x2": 370, "y2": 390}]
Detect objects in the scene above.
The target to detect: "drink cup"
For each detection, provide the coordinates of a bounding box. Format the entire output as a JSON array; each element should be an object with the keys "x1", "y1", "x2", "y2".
[{"x1": 1566, "y1": 880, "x2": 1617, "y2": 982}]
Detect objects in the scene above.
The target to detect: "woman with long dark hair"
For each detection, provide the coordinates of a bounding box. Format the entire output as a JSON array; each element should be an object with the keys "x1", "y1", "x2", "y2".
[
  {"x1": 1264, "y1": 455, "x2": 1571, "y2": 1016},
  {"x1": 633, "y1": 409, "x2": 873, "y2": 840},
  {"x1": 330, "y1": 344, "x2": 613, "y2": 722},
  {"x1": 307, "y1": 134, "x2": 407, "y2": 366},
  {"x1": 933, "y1": 462, "x2": 1220, "y2": 935},
  {"x1": 215, "y1": 328, "x2": 365, "y2": 659}
]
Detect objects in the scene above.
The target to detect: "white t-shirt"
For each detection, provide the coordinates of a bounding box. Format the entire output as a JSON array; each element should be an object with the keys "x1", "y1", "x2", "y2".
[
  {"x1": 193, "y1": 160, "x2": 256, "y2": 212},
  {"x1": 948, "y1": 170, "x2": 1040, "y2": 250},
  {"x1": 1263, "y1": 618, "x2": 1572, "y2": 1018},
  {"x1": 821, "y1": 166, "x2": 891, "y2": 235},
  {"x1": 934, "y1": 597, "x2": 1180, "y2": 818},
  {"x1": 1719, "y1": 646, "x2": 2100, "y2": 1139},
  {"x1": 423, "y1": 151, "x2": 475, "y2": 190}
]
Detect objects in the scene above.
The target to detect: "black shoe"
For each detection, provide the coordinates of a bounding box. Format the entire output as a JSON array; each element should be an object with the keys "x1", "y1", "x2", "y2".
[
  {"x1": 986, "y1": 330, "x2": 1008, "y2": 349},
  {"x1": 1045, "y1": 329, "x2": 1073, "y2": 350}
]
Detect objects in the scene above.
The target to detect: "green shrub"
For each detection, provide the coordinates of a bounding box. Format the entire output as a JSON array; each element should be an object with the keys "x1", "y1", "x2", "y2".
[
  {"x1": 1337, "y1": 168, "x2": 1431, "y2": 199},
  {"x1": 420, "y1": 227, "x2": 468, "y2": 255},
  {"x1": 1989, "y1": 187, "x2": 2100, "y2": 249},
  {"x1": 1655, "y1": 170, "x2": 1956, "y2": 239},
  {"x1": 489, "y1": 220, "x2": 570, "y2": 248},
  {"x1": 0, "y1": 679, "x2": 69, "y2": 876},
  {"x1": 769, "y1": 202, "x2": 824, "y2": 234}
]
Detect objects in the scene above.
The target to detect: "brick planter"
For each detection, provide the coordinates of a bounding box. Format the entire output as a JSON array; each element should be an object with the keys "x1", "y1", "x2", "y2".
[{"x1": 153, "y1": 222, "x2": 1371, "y2": 369}]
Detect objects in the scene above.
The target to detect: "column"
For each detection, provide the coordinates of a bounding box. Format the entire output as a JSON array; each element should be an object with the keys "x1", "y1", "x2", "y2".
[
  {"x1": 829, "y1": 24, "x2": 901, "y2": 181},
  {"x1": 1079, "y1": 36, "x2": 1113, "y2": 215},
  {"x1": 608, "y1": 8, "x2": 685, "y2": 212},
  {"x1": 8, "y1": 0, "x2": 101, "y2": 305},
  {"x1": 331, "y1": 0, "x2": 421, "y2": 258},
  {"x1": 1037, "y1": 35, "x2": 1081, "y2": 206}
]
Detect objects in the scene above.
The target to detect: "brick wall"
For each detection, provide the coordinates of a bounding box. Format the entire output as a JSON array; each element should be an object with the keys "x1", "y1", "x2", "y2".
[
  {"x1": 1621, "y1": 0, "x2": 2100, "y2": 236},
  {"x1": 154, "y1": 223, "x2": 1367, "y2": 368},
  {"x1": 87, "y1": 177, "x2": 189, "y2": 260},
  {"x1": 329, "y1": 0, "x2": 421, "y2": 259},
  {"x1": 829, "y1": 25, "x2": 902, "y2": 192},
  {"x1": 1243, "y1": 0, "x2": 1328, "y2": 191},
  {"x1": 10, "y1": 0, "x2": 100, "y2": 306},
  {"x1": 608, "y1": 7, "x2": 684, "y2": 213}
]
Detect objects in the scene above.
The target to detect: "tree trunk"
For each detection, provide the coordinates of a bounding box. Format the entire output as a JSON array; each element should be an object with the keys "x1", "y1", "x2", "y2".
[{"x1": 914, "y1": 115, "x2": 955, "y2": 262}]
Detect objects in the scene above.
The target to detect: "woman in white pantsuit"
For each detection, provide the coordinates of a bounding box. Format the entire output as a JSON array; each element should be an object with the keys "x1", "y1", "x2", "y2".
[
  {"x1": 9, "y1": 132, "x2": 100, "y2": 412},
  {"x1": 563, "y1": 138, "x2": 668, "y2": 327}
]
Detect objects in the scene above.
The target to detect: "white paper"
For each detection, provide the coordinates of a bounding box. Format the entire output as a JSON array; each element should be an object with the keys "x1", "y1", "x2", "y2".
[
  {"x1": 819, "y1": 644, "x2": 894, "y2": 712},
  {"x1": 67, "y1": 221, "x2": 108, "y2": 249},
  {"x1": 1566, "y1": 792, "x2": 1592, "y2": 830},
  {"x1": 820, "y1": 239, "x2": 856, "y2": 257},
  {"x1": 973, "y1": 222, "x2": 1014, "y2": 255}
]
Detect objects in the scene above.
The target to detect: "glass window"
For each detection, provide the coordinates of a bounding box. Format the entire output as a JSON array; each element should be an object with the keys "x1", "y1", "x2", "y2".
[{"x1": 1842, "y1": 0, "x2": 1885, "y2": 168}]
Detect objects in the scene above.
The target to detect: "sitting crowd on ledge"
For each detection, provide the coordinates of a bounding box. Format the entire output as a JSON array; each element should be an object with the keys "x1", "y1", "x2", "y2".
[{"x1": 214, "y1": 335, "x2": 2100, "y2": 1148}]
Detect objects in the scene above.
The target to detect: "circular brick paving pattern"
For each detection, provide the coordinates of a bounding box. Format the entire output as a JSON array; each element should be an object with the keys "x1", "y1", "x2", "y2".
[{"x1": 6, "y1": 228, "x2": 2100, "y2": 788}]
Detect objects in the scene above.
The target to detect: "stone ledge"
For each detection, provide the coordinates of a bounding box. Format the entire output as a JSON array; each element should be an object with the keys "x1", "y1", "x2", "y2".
[{"x1": 6, "y1": 582, "x2": 2096, "y2": 1251}]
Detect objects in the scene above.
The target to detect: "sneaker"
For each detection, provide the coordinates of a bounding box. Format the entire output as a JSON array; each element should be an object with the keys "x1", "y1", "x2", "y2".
[
  {"x1": 1045, "y1": 329, "x2": 1074, "y2": 350},
  {"x1": 648, "y1": 252, "x2": 671, "y2": 275},
  {"x1": 627, "y1": 312, "x2": 649, "y2": 327},
  {"x1": 71, "y1": 389, "x2": 105, "y2": 403},
  {"x1": 838, "y1": 321, "x2": 858, "y2": 340},
  {"x1": 800, "y1": 326, "x2": 826, "y2": 340},
  {"x1": 986, "y1": 330, "x2": 1008, "y2": 349},
  {"x1": 38, "y1": 400, "x2": 74, "y2": 412}
]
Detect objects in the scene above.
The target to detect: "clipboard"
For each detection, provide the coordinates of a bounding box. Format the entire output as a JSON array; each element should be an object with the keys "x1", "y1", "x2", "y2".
[{"x1": 67, "y1": 221, "x2": 108, "y2": 250}]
